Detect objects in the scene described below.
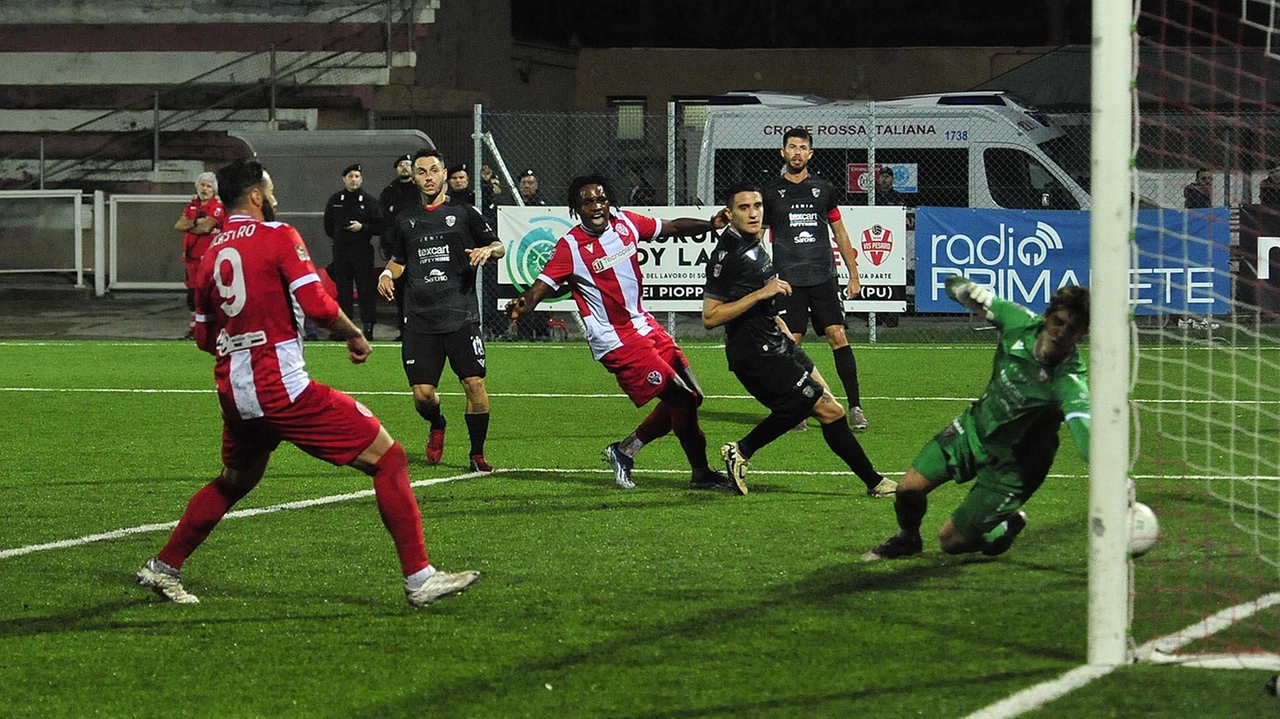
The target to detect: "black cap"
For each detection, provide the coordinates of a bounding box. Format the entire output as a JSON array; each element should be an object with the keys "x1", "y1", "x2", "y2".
[
  {"x1": 449, "y1": 163, "x2": 468, "y2": 175},
  {"x1": 522, "y1": 169, "x2": 537, "y2": 178},
  {"x1": 342, "y1": 163, "x2": 362, "y2": 176},
  {"x1": 393, "y1": 154, "x2": 412, "y2": 168}
]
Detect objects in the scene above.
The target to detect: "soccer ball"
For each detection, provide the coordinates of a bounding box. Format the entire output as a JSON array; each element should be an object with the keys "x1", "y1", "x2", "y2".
[{"x1": 1128, "y1": 501, "x2": 1159, "y2": 557}]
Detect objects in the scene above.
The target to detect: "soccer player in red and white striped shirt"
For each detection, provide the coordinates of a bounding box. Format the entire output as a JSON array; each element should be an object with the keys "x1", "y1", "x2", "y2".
[
  {"x1": 505, "y1": 174, "x2": 743, "y2": 494},
  {"x1": 136, "y1": 159, "x2": 479, "y2": 609}
]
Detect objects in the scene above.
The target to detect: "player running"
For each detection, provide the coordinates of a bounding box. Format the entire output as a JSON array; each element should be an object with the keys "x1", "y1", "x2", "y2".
[
  {"x1": 702, "y1": 182, "x2": 895, "y2": 498},
  {"x1": 862, "y1": 276, "x2": 1091, "y2": 560},
  {"x1": 136, "y1": 159, "x2": 480, "y2": 608},
  {"x1": 504, "y1": 174, "x2": 740, "y2": 493}
]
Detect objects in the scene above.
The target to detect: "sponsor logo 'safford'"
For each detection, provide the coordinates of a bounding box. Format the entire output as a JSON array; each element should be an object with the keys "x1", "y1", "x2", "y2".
[{"x1": 861, "y1": 224, "x2": 893, "y2": 266}]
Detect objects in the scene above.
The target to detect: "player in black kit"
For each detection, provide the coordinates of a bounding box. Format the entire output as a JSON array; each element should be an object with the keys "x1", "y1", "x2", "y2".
[
  {"x1": 703, "y1": 182, "x2": 896, "y2": 498},
  {"x1": 377, "y1": 149, "x2": 505, "y2": 473},
  {"x1": 764, "y1": 128, "x2": 869, "y2": 432}
]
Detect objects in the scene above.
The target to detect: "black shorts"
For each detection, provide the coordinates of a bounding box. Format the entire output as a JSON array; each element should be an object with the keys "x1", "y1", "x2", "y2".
[
  {"x1": 775, "y1": 276, "x2": 846, "y2": 337},
  {"x1": 732, "y1": 344, "x2": 824, "y2": 419},
  {"x1": 401, "y1": 322, "x2": 486, "y2": 387}
]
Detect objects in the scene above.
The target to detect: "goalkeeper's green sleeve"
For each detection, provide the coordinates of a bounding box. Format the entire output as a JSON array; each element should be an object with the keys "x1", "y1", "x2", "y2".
[{"x1": 1066, "y1": 415, "x2": 1090, "y2": 464}]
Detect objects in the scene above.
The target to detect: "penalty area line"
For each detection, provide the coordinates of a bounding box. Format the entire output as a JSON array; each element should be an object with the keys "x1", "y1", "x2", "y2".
[{"x1": 0, "y1": 471, "x2": 483, "y2": 561}]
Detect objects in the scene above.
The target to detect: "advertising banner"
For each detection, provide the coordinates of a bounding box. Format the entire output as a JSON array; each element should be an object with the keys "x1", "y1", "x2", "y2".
[
  {"x1": 914, "y1": 207, "x2": 1231, "y2": 314},
  {"x1": 497, "y1": 205, "x2": 908, "y2": 312},
  {"x1": 1236, "y1": 204, "x2": 1280, "y2": 317}
]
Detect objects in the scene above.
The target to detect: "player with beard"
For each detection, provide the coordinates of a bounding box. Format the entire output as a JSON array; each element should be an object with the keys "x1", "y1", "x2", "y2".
[
  {"x1": 379, "y1": 153, "x2": 419, "y2": 341},
  {"x1": 137, "y1": 158, "x2": 480, "y2": 608},
  {"x1": 862, "y1": 279, "x2": 1091, "y2": 561},
  {"x1": 764, "y1": 128, "x2": 869, "y2": 432},
  {"x1": 377, "y1": 149, "x2": 505, "y2": 472},
  {"x1": 504, "y1": 174, "x2": 740, "y2": 493},
  {"x1": 703, "y1": 182, "x2": 896, "y2": 498}
]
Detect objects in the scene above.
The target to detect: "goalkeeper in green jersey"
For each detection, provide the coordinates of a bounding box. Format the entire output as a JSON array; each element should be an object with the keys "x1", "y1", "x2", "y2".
[{"x1": 862, "y1": 276, "x2": 1091, "y2": 560}]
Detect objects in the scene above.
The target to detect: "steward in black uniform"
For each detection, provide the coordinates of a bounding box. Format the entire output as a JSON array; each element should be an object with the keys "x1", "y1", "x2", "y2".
[{"x1": 323, "y1": 163, "x2": 385, "y2": 338}]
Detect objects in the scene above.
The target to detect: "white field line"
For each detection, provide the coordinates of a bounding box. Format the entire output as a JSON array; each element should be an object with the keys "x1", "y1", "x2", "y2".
[
  {"x1": 965, "y1": 593, "x2": 1280, "y2": 718},
  {"x1": 0, "y1": 471, "x2": 483, "y2": 560},
  {"x1": 2, "y1": 465, "x2": 979, "y2": 561}
]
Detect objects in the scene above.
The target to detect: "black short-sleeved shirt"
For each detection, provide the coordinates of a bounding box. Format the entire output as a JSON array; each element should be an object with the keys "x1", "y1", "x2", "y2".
[
  {"x1": 763, "y1": 172, "x2": 841, "y2": 287},
  {"x1": 386, "y1": 200, "x2": 499, "y2": 334},
  {"x1": 704, "y1": 227, "x2": 793, "y2": 372}
]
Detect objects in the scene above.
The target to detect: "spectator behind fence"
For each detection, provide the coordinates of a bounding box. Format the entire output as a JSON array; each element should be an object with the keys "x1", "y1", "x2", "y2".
[
  {"x1": 872, "y1": 166, "x2": 911, "y2": 207},
  {"x1": 176, "y1": 171, "x2": 225, "y2": 340},
  {"x1": 449, "y1": 164, "x2": 476, "y2": 207},
  {"x1": 1260, "y1": 166, "x2": 1280, "y2": 208},
  {"x1": 518, "y1": 168, "x2": 550, "y2": 206},
  {"x1": 1183, "y1": 167, "x2": 1213, "y2": 209},
  {"x1": 380, "y1": 153, "x2": 418, "y2": 342},
  {"x1": 324, "y1": 163, "x2": 385, "y2": 340},
  {"x1": 480, "y1": 165, "x2": 512, "y2": 227}
]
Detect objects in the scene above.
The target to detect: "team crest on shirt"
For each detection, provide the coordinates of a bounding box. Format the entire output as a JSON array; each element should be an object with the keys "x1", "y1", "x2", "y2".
[
  {"x1": 446, "y1": 215, "x2": 456, "y2": 227},
  {"x1": 1039, "y1": 368, "x2": 1050, "y2": 382},
  {"x1": 646, "y1": 371, "x2": 663, "y2": 385},
  {"x1": 617, "y1": 223, "x2": 630, "y2": 238},
  {"x1": 294, "y1": 245, "x2": 311, "y2": 262},
  {"x1": 812, "y1": 187, "x2": 820, "y2": 198},
  {"x1": 712, "y1": 263, "x2": 722, "y2": 278}
]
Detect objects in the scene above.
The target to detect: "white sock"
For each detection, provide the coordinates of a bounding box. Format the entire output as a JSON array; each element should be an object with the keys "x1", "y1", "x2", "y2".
[
  {"x1": 405, "y1": 564, "x2": 437, "y2": 591},
  {"x1": 619, "y1": 433, "x2": 644, "y2": 458}
]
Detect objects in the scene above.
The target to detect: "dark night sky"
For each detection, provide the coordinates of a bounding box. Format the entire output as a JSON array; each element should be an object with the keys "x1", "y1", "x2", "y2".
[{"x1": 512, "y1": 1, "x2": 1260, "y2": 50}]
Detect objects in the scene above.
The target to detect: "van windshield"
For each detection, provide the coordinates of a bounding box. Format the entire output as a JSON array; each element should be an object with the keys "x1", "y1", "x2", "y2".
[{"x1": 1038, "y1": 135, "x2": 1090, "y2": 191}]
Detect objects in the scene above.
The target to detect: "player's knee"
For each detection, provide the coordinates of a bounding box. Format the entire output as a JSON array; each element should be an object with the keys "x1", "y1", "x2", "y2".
[
  {"x1": 459, "y1": 375, "x2": 485, "y2": 393},
  {"x1": 812, "y1": 398, "x2": 845, "y2": 424},
  {"x1": 412, "y1": 385, "x2": 439, "y2": 405}
]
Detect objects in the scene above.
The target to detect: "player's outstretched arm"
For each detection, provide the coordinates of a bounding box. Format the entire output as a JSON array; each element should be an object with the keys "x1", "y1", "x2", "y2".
[
  {"x1": 505, "y1": 279, "x2": 553, "y2": 319},
  {"x1": 1066, "y1": 414, "x2": 1090, "y2": 464},
  {"x1": 659, "y1": 211, "x2": 728, "y2": 238},
  {"x1": 944, "y1": 275, "x2": 995, "y2": 320}
]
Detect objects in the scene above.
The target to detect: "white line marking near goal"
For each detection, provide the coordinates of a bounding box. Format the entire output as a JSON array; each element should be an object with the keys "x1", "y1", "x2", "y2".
[
  {"x1": 962, "y1": 664, "x2": 1118, "y2": 719},
  {"x1": 0, "y1": 471, "x2": 485, "y2": 560},
  {"x1": 965, "y1": 592, "x2": 1280, "y2": 718}
]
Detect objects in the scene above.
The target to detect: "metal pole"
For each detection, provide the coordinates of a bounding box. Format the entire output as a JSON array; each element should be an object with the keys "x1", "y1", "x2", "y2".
[
  {"x1": 667, "y1": 102, "x2": 677, "y2": 204},
  {"x1": 153, "y1": 91, "x2": 160, "y2": 172},
  {"x1": 270, "y1": 44, "x2": 278, "y2": 126},
  {"x1": 93, "y1": 190, "x2": 106, "y2": 296},
  {"x1": 385, "y1": 0, "x2": 393, "y2": 68},
  {"x1": 38, "y1": 137, "x2": 45, "y2": 190},
  {"x1": 473, "y1": 104, "x2": 483, "y2": 210}
]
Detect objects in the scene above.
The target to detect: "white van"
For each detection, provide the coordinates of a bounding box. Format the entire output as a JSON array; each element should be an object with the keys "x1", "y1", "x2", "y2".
[{"x1": 694, "y1": 91, "x2": 1090, "y2": 211}]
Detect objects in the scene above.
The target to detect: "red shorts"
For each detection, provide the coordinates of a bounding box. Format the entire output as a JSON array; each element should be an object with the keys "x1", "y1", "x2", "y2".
[
  {"x1": 219, "y1": 382, "x2": 382, "y2": 469},
  {"x1": 600, "y1": 327, "x2": 689, "y2": 407}
]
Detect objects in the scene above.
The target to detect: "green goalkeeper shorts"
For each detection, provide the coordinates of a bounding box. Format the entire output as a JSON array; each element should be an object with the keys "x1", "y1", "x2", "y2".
[{"x1": 912, "y1": 410, "x2": 1054, "y2": 542}]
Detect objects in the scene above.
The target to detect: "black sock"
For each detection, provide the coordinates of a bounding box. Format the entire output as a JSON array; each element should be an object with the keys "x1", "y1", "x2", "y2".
[
  {"x1": 819, "y1": 418, "x2": 881, "y2": 488},
  {"x1": 740, "y1": 410, "x2": 803, "y2": 459},
  {"x1": 893, "y1": 491, "x2": 928, "y2": 538},
  {"x1": 465, "y1": 413, "x2": 489, "y2": 456},
  {"x1": 833, "y1": 345, "x2": 860, "y2": 408},
  {"x1": 415, "y1": 401, "x2": 445, "y2": 430}
]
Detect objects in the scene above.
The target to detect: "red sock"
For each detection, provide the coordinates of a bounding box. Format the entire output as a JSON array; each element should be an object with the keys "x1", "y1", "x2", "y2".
[
  {"x1": 157, "y1": 474, "x2": 251, "y2": 569},
  {"x1": 669, "y1": 398, "x2": 710, "y2": 473},
  {"x1": 371, "y1": 442, "x2": 429, "y2": 576},
  {"x1": 636, "y1": 402, "x2": 673, "y2": 444}
]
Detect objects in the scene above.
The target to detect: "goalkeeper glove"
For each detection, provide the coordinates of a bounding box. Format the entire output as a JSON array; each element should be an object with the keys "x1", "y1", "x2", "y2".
[{"x1": 944, "y1": 276, "x2": 995, "y2": 319}]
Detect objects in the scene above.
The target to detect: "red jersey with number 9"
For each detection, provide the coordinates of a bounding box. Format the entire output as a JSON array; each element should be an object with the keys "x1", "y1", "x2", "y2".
[{"x1": 193, "y1": 214, "x2": 340, "y2": 419}]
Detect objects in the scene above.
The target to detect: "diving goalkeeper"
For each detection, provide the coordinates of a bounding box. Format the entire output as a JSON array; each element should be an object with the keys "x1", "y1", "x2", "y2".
[{"x1": 862, "y1": 276, "x2": 1091, "y2": 560}]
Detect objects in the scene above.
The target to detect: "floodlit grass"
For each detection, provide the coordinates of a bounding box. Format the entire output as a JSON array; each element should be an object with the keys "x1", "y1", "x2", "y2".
[{"x1": 0, "y1": 339, "x2": 1274, "y2": 718}]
